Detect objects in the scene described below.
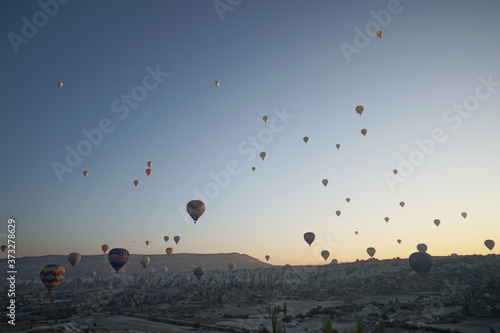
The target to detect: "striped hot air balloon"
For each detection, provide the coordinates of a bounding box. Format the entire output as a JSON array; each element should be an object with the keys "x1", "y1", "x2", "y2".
[
  {"x1": 40, "y1": 264, "x2": 66, "y2": 294},
  {"x1": 108, "y1": 248, "x2": 129, "y2": 273}
]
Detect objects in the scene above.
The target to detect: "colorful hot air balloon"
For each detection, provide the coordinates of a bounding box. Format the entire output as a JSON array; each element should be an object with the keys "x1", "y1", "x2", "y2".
[
  {"x1": 384, "y1": 217, "x2": 389, "y2": 223},
  {"x1": 303, "y1": 136, "x2": 309, "y2": 143},
  {"x1": 58, "y1": 82, "x2": 64, "y2": 88},
  {"x1": 409, "y1": 252, "x2": 433, "y2": 278},
  {"x1": 187, "y1": 200, "x2": 206, "y2": 223},
  {"x1": 336, "y1": 144, "x2": 340, "y2": 149},
  {"x1": 361, "y1": 128, "x2": 367, "y2": 136},
  {"x1": 260, "y1": 152, "x2": 267, "y2": 161},
  {"x1": 134, "y1": 180, "x2": 139, "y2": 187},
  {"x1": 251, "y1": 166, "x2": 256, "y2": 171},
  {"x1": 228, "y1": 263, "x2": 235, "y2": 271},
  {"x1": 146, "y1": 168, "x2": 152, "y2": 177},
  {"x1": 263, "y1": 116, "x2": 269, "y2": 123},
  {"x1": 193, "y1": 267, "x2": 205, "y2": 279},
  {"x1": 140, "y1": 256, "x2": 150, "y2": 268},
  {"x1": 376, "y1": 30, "x2": 384, "y2": 38},
  {"x1": 434, "y1": 219, "x2": 441, "y2": 227},
  {"x1": 166, "y1": 247, "x2": 173, "y2": 256},
  {"x1": 417, "y1": 243, "x2": 428, "y2": 253},
  {"x1": 321, "y1": 250, "x2": 330, "y2": 261},
  {"x1": 366, "y1": 247, "x2": 376, "y2": 258},
  {"x1": 485, "y1": 239, "x2": 495, "y2": 251},
  {"x1": 164, "y1": 236, "x2": 169, "y2": 243},
  {"x1": 101, "y1": 244, "x2": 109, "y2": 253},
  {"x1": 1, "y1": 245, "x2": 7, "y2": 252},
  {"x1": 355, "y1": 105, "x2": 364, "y2": 115},
  {"x1": 304, "y1": 232, "x2": 315, "y2": 247},
  {"x1": 145, "y1": 240, "x2": 150, "y2": 246},
  {"x1": 461, "y1": 212, "x2": 467, "y2": 219},
  {"x1": 214, "y1": 81, "x2": 220, "y2": 87},
  {"x1": 174, "y1": 236, "x2": 180, "y2": 244},
  {"x1": 393, "y1": 169, "x2": 398, "y2": 175},
  {"x1": 346, "y1": 198, "x2": 350, "y2": 203},
  {"x1": 67, "y1": 252, "x2": 81, "y2": 267},
  {"x1": 397, "y1": 239, "x2": 402, "y2": 244},
  {"x1": 147, "y1": 161, "x2": 152, "y2": 168},
  {"x1": 108, "y1": 248, "x2": 129, "y2": 273},
  {"x1": 83, "y1": 171, "x2": 88, "y2": 177},
  {"x1": 399, "y1": 201, "x2": 405, "y2": 208},
  {"x1": 322, "y1": 179, "x2": 328, "y2": 187},
  {"x1": 40, "y1": 264, "x2": 66, "y2": 293},
  {"x1": 265, "y1": 255, "x2": 270, "y2": 262}
]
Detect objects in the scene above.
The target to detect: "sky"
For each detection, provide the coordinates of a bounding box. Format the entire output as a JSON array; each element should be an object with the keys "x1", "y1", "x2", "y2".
[{"x1": 1, "y1": 0, "x2": 500, "y2": 266}]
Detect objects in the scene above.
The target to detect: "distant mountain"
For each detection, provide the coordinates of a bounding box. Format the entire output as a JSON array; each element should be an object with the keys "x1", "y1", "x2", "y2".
[{"x1": 0, "y1": 252, "x2": 271, "y2": 280}]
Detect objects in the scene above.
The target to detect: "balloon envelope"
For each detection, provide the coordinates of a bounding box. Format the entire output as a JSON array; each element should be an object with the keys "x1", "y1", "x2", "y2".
[
  {"x1": 336, "y1": 144, "x2": 340, "y2": 149},
  {"x1": 101, "y1": 244, "x2": 109, "y2": 253},
  {"x1": 393, "y1": 169, "x2": 398, "y2": 175},
  {"x1": 384, "y1": 217, "x2": 389, "y2": 223},
  {"x1": 417, "y1": 243, "x2": 428, "y2": 253},
  {"x1": 40, "y1": 264, "x2": 66, "y2": 293},
  {"x1": 108, "y1": 248, "x2": 129, "y2": 272},
  {"x1": 83, "y1": 171, "x2": 88, "y2": 177},
  {"x1": 228, "y1": 263, "x2": 235, "y2": 271},
  {"x1": 336, "y1": 210, "x2": 341, "y2": 217},
  {"x1": 174, "y1": 236, "x2": 180, "y2": 244},
  {"x1": 147, "y1": 161, "x2": 152, "y2": 168},
  {"x1": 434, "y1": 219, "x2": 441, "y2": 227},
  {"x1": 399, "y1": 201, "x2": 405, "y2": 208},
  {"x1": 321, "y1": 250, "x2": 330, "y2": 261},
  {"x1": 461, "y1": 212, "x2": 467, "y2": 219},
  {"x1": 346, "y1": 198, "x2": 350, "y2": 203},
  {"x1": 194, "y1": 267, "x2": 205, "y2": 279},
  {"x1": 146, "y1": 168, "x2": 152, "y2": 176},
  {"x1": 485, "y1": 239, "x2": 495, "y2": 251},
  {"x1": 67, "y1": 252, "x2": 81, "y2": 267},
  {"x1": 166, "y1": 247, "x2": 173, "y2": 256},
  {"x1": 58, "y1": 82, "x2": 63, "y2": 88},
  {"x1": 376, "y1": 30, "x2": 384, "y2": 38},
  {"x1": 303, "y1": 136, "x2": 309, "y2": 143},
  {"x1": 366, "y1": 247, "x2": 376, "y2": 258},
  {"x1": 187, "y1": 200, "x2": 206, "y2": 223},
  {"x1": 409, "y1": 252, "x2": 433, "y2": 278},
  {"x1": 251, "y1": 166, "x2": 256, "y2": 171},
  {"x1": 265, "y1": 255, "x2": 270, "y2": 261},
  {"x1": 304, "y1": 232, "x2": 315, "y2": 247},
  {"x1": 1, "y1": 245, "x2": 6, "y2": 252},
  {"x1": 145, "y1": 240, "x2": 150, "y2": 246},
  {"x1": 140, "y1": 256, "x2": 150, "y2": 268},
  {"x1": 134, "y1": 180, "x2": 139, "y2": 187},
  {"x1": 260, "y1": 152, "x2": 267, "y2": 161},
  {"x1": 355, "y1": 105, "x2": 364, "y2": 115},
  {"x1": 214, "y1": 81, "x2": 220, "y2": 87},
  {"x1": 263, "y1": 116, "x2": 269, "y2": 123},
  {"x1": 355, "y1": 231, "x2": 358, "y2": 235},
  {"x1": 164, "y1": 236, "x2": 169, "y2": 243},
  {"x1": 397, "y1": 239, "x2": 402, "y2": 244},
  {"x1": 322, "y1": 179, "x2": 328, "y2": 187}
]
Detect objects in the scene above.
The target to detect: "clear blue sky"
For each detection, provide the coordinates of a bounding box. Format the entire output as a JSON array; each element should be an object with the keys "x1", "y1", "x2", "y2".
[{"x1": 1, "y1": 0, "x2": 499, "y2": 265}]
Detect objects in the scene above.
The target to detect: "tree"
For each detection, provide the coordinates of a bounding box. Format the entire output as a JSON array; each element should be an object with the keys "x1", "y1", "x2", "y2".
[
  {"x1": 322, "y1": 314, "x2": 339, "y2": 333},
  {"x1": 352, "y1": 316, "x2": 364, "y2": 333}
]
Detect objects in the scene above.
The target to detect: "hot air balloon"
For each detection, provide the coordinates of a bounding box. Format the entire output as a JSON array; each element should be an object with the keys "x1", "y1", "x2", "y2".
[
  {"x1": 140, "y1": 256, "x2": 150, "y2": 268},
  {"x1": 265, "y1": 255, "x2": 270, "y2": 262},
  {"x1": 187, "y1": 200, "x2": 206, "y2": 223},
  {"x1": 346, "y1": 198, "x2": 350, "y2": 203},
  {"x1": 321, "y1": 250, "x2": 330, "y2": 261},
  {"x1": 146, "y1": 168, "x2": 152, "y2": 177},
  {"x1": 251, "y1": 166, "x2": 256, "y2": 171},
  {"x1": 384, "y1": 217, "x2": 389, "y2": 223},
  {"x1": 366, "y1": 247, "x2": 376, "y2": 258},
  {"x1": 260, "y1": 152, "x2": 267, "y2": 161},
  {"x1": 145, "y1": 240, "x2": 150, "y2": 246},
  {"x1": 83, "y1": 171, "x2": 88, "y2": 177},
  {"x1": 101, "y1": 244, "x2": 109, "y2": 253},
  {"x1": 336, "y1": 144, "x2": 340, "y2": 149},
  {"x1": 397, "y1": 239, "x2": 402, "y2": 244},
  {"x1": 164, "y1": 236, "x2": 169, "y2": 243},
  {"x1": 91, "y1": 271, "x2": 96, "y2": 278},
  {"x1": 355, "y1": 231, "x2": 358, "y2": 235},
  {"x1": 361, "y1": 128, "x2": 367, "y2": 136},
  {"x1": 355, "y1": 105, "x2": 364, "y2": 115},
  {"x1": 228, "y1": 263, "x2": 235, "y2": 271},
  {"x1": 149, "y1": 268, "x2": 155, "y2": 273},
  {"x1": 193, "y1": 267, "x2": 205, "y2": 279},
  {"x1": 417, "y1": 243, "x2": 428, "y2": 253},
  {"x1": 485, "y1": 239, "x2": 495, "y2": 251},
  {"x1": 162, "y1": 266, "x2": 168, "y2": 272},
  {"x1": 40, "y1": 264, "x2": 66, "y2": 293},
  {"x1": 322, "y1": 179, "x2": 328, "y2": 187},
  {"x1": 434, "y1": 219, "x2": 440, "y2": 227},
  {"x1": 330, "y1": 259, "x2": 338, "y2": 265},
  {"x1": 166, "y1": 247, "x2": 173, "y2": 256},
  {"x1": 409, "y1": 252, "x2": 433, "y2": 278},
  {"x1": 174, "y1": 236, "x2": 180, "y2": 244},
  {"x1": 399, "y1": 201, "x2": 405, "y2": 208},
  {"x1": 147, "y1": 161, "x2": 152, "y2": 168},
  {"x1": 134, "y1": 180, "x2": 139, "y2": 187},
  {"x1": 304, "y1": 232, "x2": 315, "y2": 247},
  {"x1": 263, "y1": 116, "x2": 269, "y2": 123},
  {"x1": 303, "y1": 137, "x2": 309, "y2": 143},
  {"x1": 214, "y1": 81, "x2": 220, "y2": 87},
  {"x1": 336, "y1": 210, "x2": 341, "y2": 217},
  {"x1": 67, "y1": 252, "x2": 81, "y2": 267},
  {"x1": 393, "y1": 169, "x2": 398, "y2": 175},
  {"x1": 58, "y1": 82, "x2": 63, "y2": 88},
  {"x1": 461, "y1": 212, "x2": 467, "y2": 219},
  {"x1": 376, "y1": 30, "x2": 383, "y2": 38},
  {"x1": 1, "y1": 245, "x2": 7, "y2": 252},
  {"x1": 108, "y1": 248, "x2": 129, "y2": 273}
]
